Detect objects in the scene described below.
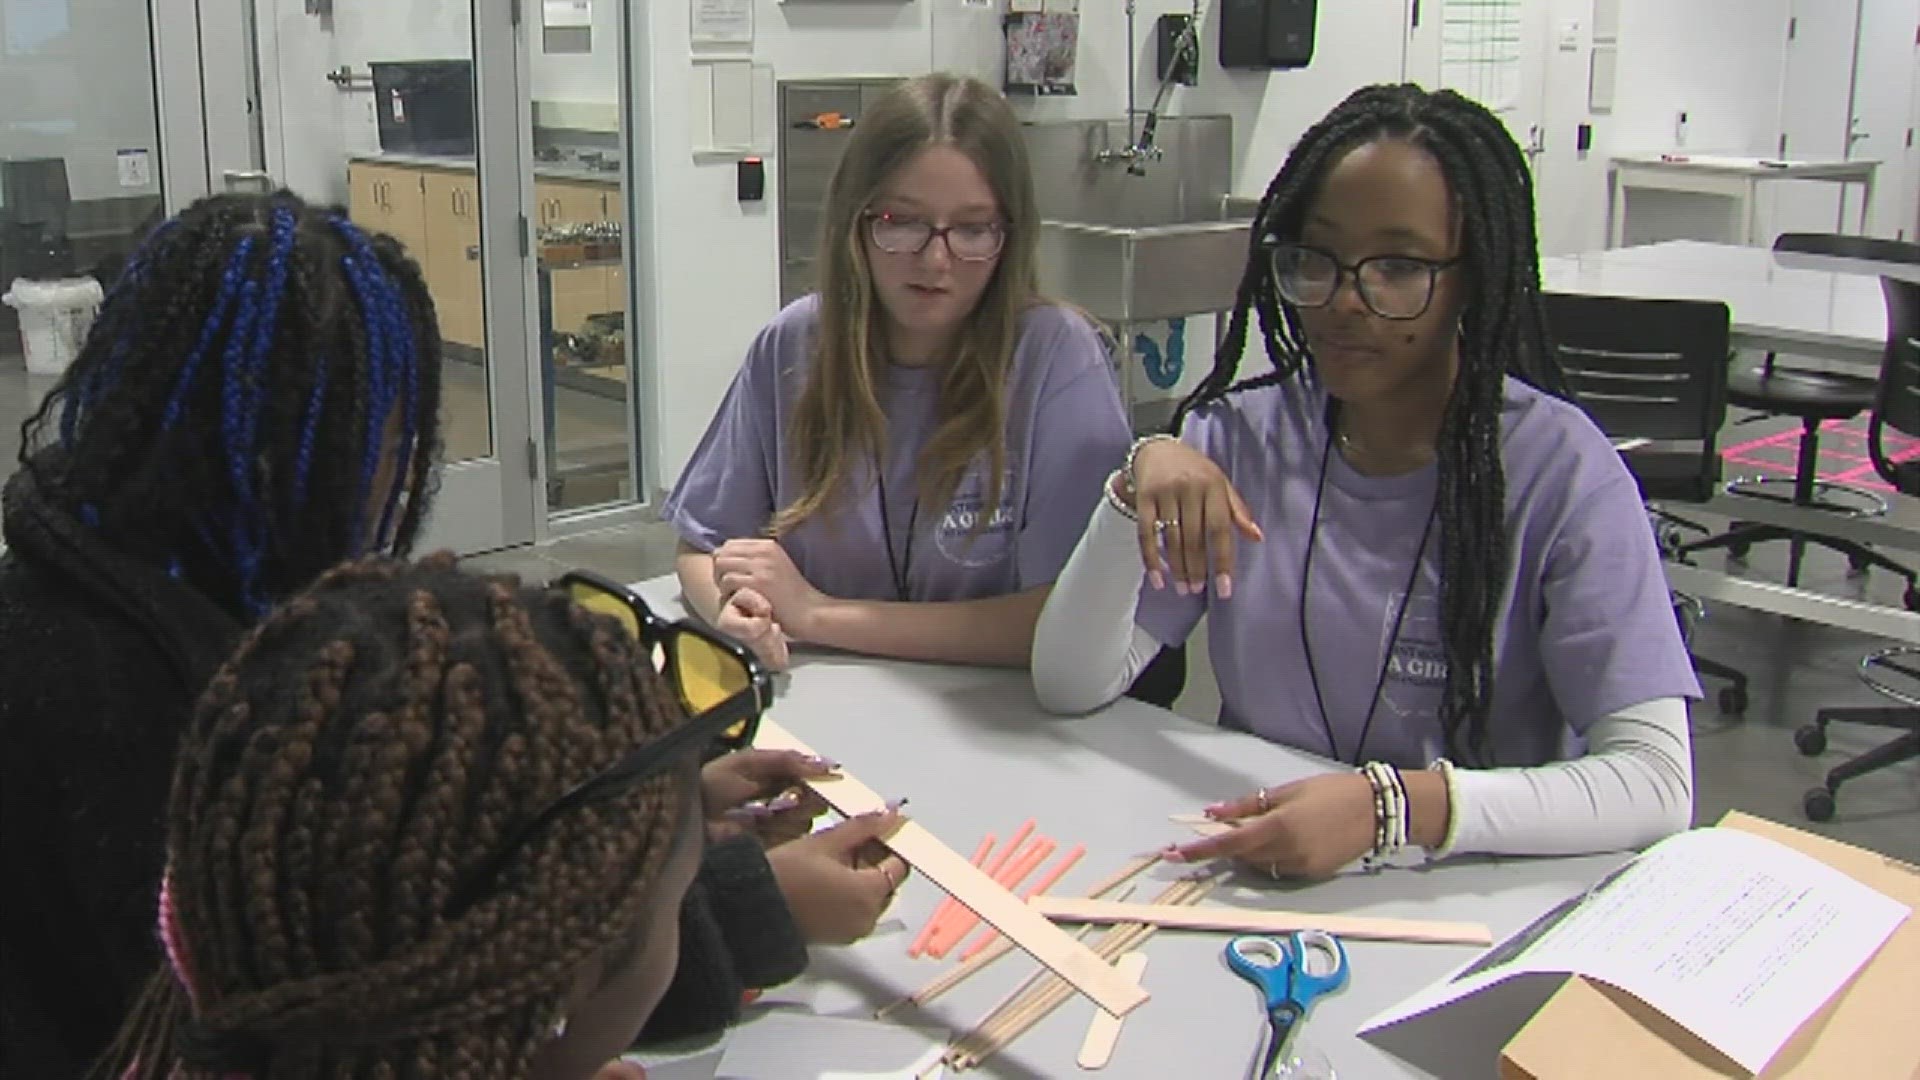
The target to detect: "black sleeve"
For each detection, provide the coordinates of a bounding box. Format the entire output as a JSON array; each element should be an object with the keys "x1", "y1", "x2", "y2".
[{"x1": 634, "y1": 833, "x2": 810, "y2": 1044}]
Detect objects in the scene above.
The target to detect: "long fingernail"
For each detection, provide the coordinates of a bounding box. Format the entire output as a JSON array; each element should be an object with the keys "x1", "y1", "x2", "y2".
[
  {"x1": 1160, "y1": 847, "x2": 1190, "y2": 864},
  {"x1": 808, "y1": 755, "x2": 841, "y2": 770},
  {"x1": 766, "y1": 791, "x2": 802, "y2": 812},
  {"x1": 1215, "y1": 575, "x2": 1233, "y2": 600},
  {"x1": 1173, "y1": 579, "x2": 1190, "y2": 597},
  {"x1": 1148, "y1": 570, "x2": 1165, "y2": 591},
  {"x1": 884, "y1": 797, "x2": 909, "y2": 813}
]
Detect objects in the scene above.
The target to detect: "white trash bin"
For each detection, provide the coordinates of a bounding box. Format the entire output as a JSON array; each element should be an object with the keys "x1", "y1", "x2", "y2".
[{"x1": 4, "y1": 276, "x2": 106, "y2": 377}]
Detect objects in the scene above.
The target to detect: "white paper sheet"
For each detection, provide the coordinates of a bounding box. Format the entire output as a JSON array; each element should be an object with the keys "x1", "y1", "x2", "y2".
[
  {"x1": 1360, "y1": 827, "x2": 1909, "y2": 1074},
  {"x1": 716, "y1": 1011, "x2": 947, "y2": 1079}
]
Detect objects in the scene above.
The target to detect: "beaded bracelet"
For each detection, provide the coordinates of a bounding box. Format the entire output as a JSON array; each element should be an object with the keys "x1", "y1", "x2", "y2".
[
  {"x1": 1122, "y1": 434, "x2": 1179, "y2": 503},
  {"x1": 1425, "y1": 757, "x2": 1463, "y2": 861}
]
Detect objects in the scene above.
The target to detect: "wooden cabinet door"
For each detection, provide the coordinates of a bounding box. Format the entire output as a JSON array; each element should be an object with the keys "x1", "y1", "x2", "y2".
[
  {"x1": 347, "y1": 163, "x2": 428, "y2": 264},
  {"x1": 422, "y1": 170, "x2": 484, "y2": 350},
  {"x1": 539, "y1": 180, "x2": 613, "y2": 228}
]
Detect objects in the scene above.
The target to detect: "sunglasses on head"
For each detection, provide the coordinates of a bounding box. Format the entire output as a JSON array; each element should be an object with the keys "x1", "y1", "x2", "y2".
[{"x1": 445, "y1": 571, "x2": 773, "y2": 916}]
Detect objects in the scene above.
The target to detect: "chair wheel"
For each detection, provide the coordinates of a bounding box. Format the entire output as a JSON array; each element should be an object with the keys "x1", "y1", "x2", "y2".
[
  {"x1": 1794, "y1": 724, "x2": 1827, "y2": 756},
  {"x1": 1803, "y1": 787, "x2": 1836, "y2": 822},
  {"x1": 1718, "y1": 684, "x2": 1748, "y2": 716}
]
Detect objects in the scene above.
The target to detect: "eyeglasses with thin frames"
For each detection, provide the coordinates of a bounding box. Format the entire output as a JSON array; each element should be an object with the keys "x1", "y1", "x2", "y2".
[
  {"x1": 445, "y1": 571, "x2": 773, "y2": 917},
  {"x1": 1265, "y1": 241, "x2": 1464, "y2": 321},
  {"x1": 864, "y1": 211, "x2": 1006, "y2": 262}
]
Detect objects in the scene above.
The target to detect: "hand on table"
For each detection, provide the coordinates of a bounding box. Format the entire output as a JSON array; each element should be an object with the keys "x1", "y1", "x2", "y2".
[
  {"x1": 767, "y1": 810, "x2": 912, "y2": 946},
  {"x1": 714, "y1": 539, "x2": 827, "y2": 642},
  {"x1": 700, "y1": 748, "x2": 835, "y2": 846},
  {"x1": 1162, "y1": 773, "x2": 1376, "y2": 881},
  {"x1": 713, "y1": 586, "x2": 792, "y2": 671},
  {"x1": 1122, "y1": 439, "x2": 1263, "y2": 597}
]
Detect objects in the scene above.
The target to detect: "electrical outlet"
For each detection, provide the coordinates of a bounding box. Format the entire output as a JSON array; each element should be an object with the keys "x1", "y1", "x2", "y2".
[{"x1": 1557, "y1": 20, "x2": 1582, "y2": 50}]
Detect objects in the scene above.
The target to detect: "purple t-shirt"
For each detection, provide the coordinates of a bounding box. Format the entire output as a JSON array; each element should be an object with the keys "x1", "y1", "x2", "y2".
[
  {"x1": 1137, "y1": 374, "x2": 1701, "y2": 769},
  {"x1": 664, "y1": 296, "x2": 1133, "y2": 602}
]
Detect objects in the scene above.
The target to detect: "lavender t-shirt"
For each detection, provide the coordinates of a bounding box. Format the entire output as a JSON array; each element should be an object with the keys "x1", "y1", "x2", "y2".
[
  {"x1": 1137, "y1": 375, "x2": 1701, "y2": 769},
  {"x1": 664, "y1": 296, "x2": 1133, "y2": 602}
]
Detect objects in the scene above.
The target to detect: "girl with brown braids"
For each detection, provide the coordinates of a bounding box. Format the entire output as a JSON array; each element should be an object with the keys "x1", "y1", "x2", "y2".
[{"x1": 104, "y1": 555, "x2": 905, "y2": 1080}]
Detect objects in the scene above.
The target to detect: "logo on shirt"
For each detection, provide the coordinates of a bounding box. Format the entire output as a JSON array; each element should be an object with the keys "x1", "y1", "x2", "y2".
[
  {"x1": 1380, "y1": 589, "x2": 1447, "y2": 720},
  {"x1": 934, "y1": 465, "x2": 1018, "y2": 568}
]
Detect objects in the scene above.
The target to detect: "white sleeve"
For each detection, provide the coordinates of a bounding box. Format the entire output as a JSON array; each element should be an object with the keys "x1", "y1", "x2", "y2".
[
  {"x1": 1448, "y1": 696, "x2": 1694, "y2": 856},
  {"x1": 1031, "y1": 481, "x2": 1164, "y2": 714}
]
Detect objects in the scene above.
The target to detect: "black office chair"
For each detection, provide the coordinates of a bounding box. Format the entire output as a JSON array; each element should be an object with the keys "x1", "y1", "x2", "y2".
[
  {"x1": 1795, "y1": 274, "x2": 1920, "y2": 822},
  {"x1": 1680, "y1": 233, "x2": 1920, "y2": 610},
  {"x1": 1544, "y1": 292, "x2": 1751, "y2": 715}
]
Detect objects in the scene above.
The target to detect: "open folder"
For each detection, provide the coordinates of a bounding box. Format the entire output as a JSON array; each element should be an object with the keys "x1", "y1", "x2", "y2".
[{"x1": 1500, "y1": 812, "x2": 1920, "y2": 1079}]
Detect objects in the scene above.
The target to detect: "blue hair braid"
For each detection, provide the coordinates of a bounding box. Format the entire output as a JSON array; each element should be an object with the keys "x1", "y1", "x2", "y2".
[
  {"x1": 289, "y1": 350, "x2": 329, "y2": 512},
  {"x1": 218, "y1": 205, "x2": 298, "y2": 618},
  {"x1": 162, "y1": 236, "x2": 257, "y2": 433}
]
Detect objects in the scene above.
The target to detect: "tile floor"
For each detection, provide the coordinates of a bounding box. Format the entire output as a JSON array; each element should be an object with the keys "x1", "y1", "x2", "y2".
[{"x1": 469, "y1": 508, "x2": 1919, "y2": 866}]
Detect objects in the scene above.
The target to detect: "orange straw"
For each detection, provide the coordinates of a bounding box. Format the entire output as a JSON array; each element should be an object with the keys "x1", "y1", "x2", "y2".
[
  {"x1": 910, "y1": 833, "x2": 994, "y2": 958},
  {"x1": 929, "y1": 836, "x2": 1055, "y2": 958},
  {"x1": 917, "y1": 819, "x2": 1032, "y2": 957},
  {"x1": 958, "y1": 843, "x2": 1087, "y2": 962}
]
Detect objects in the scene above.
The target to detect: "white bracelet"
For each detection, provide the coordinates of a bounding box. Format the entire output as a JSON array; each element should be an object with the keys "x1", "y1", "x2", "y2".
[
  {"x1": 1425, "y1": 758, "x2": 1462, "y2": 860},
  {"x1": 1102, "y1": 469, "x2": 1138, "y2": 521},
  {"x1": 1123, "y1": 434, "x2": 1179, "y2": 499}
]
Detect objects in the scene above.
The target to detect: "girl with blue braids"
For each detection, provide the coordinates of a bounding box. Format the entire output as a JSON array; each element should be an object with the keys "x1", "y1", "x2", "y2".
[{"x1": 0, "y1": 192, "x2": 444, "y2": 1076}]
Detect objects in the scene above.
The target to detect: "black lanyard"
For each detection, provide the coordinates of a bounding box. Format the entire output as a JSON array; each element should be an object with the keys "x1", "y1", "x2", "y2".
[
  {"x1": 1297, "y1": 420, "x2": 1438, "y2": 765},
  {"x1": 876, "y1": 469, "x2": 920, "y2": 603}
]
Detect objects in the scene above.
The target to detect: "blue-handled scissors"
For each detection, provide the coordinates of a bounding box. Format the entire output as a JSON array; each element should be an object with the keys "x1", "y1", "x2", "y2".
[{"x1": 1226, "y1": 931, "x2": 1349, "y2": 1078}]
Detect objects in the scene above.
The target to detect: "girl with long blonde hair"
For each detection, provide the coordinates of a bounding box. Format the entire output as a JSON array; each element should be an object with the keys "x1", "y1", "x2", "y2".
[{"x1": 665, "y1": 73, "x2": 1131, "y2": 669}]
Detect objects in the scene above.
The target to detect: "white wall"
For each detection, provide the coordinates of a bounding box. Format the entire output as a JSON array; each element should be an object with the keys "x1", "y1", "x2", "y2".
[
  {"x1": 1611, "y1": 0, "x2": 1790, "y2": 158},
  {"x1": 0, "y1": 0, "x2": 163, "y2": 203}
]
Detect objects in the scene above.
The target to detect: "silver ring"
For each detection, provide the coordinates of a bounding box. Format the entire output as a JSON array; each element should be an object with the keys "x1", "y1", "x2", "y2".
[
  {"x1": 1268, "y1": 862, "x2": 1283, "y2": 879},
  {"x1": 1154, "y1": 518, "x2": 1181, "y2": 532},
  {"x1": 879, "y1": 863, "x2": 901, "y2": 892},
  {"x1": 1255, "y1": 787, "x2": 1271, "y2": 813}
]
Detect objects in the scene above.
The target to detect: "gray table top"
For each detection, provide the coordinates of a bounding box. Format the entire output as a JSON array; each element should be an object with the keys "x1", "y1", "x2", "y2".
[
  {"x1": 626, "y1": 578, "x2": 1627, "y2": 1080},
  {"x1": 1541, "y1": 241, "x2": 1890, "y2": 366}
]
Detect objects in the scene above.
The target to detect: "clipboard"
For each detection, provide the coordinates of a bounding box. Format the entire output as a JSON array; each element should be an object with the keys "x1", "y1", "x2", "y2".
[{"x1": 1500, "y1": 812, "x2": 1920, "y2": 1079}]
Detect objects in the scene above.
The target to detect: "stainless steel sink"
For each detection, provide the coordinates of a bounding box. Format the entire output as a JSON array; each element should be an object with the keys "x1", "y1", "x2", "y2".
[{"x1": 1036, "y1": 203, "x2": 1256, "y2": 326}]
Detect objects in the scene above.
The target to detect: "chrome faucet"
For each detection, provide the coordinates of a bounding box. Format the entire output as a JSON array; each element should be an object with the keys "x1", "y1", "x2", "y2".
[{"x1": 1098, "y1": 0, "x2": 1201, "y2": 176}]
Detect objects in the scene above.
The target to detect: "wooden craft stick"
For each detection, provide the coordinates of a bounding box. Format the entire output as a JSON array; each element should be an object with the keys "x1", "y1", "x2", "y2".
[
  {"x1": 753, "y1": 719, "x2": 1150, "y2": 1018},
  {"x1": 912, "y1": 833, "x2": 995, "y2": 958},
  {"x1": 930, "y1": 836, "x2": 1056, "y2": 958},
  {"x1": 960, "y1": 844, "x2": 1087, "y2": 962},
  {"x1": 949, "y1": 878, "x2": 1201, "y2": 1067},
  {"x1": 1077, "y1": 952, "x2": 1147, "y2": 1069},
  {"x1": 1029, "y1": 896, "x2": 1494, "y2": 946},
  {"x1": 874, "y1": 871, "x2": 1147, "y2": 1022},
  {"x1": 951, "y1": 878, "x2": 1214, "y2": 1071}
]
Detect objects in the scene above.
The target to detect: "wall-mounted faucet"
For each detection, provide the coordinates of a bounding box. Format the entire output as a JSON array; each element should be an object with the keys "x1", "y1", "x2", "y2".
[{"x1": 1098, "y1": 0, "x2": 1202, "y2": 176}]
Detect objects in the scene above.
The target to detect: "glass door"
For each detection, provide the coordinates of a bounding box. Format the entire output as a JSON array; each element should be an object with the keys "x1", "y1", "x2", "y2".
[
  {"x1": 527, "y1": 0, "x2": 644, "y2": 516},
  {"x1": 251, "y1": 0, "x2": 536, "y2": 553},
  {"x1": 1, "y1": 0, "x2": 169, "y2": 493}
]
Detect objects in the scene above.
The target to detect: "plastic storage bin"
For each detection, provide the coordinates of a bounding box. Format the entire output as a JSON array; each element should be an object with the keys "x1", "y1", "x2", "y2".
[{"x1": 4, "y1": 276, "x2": 104, "y2": 377}]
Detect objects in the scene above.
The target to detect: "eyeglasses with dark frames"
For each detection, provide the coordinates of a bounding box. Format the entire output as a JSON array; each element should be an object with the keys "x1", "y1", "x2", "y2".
[
  {"x1": 864, "y1": 211, "x2": 1006, "y2": 262},
  {"x1": 1265, "y1": 241, "x2": 1464, "y2": 321}
]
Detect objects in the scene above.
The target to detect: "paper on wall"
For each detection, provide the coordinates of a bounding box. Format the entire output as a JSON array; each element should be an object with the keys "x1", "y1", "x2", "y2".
[{"x1": 1359, "y1": 827, "x2": 1909, "y2": 1075}]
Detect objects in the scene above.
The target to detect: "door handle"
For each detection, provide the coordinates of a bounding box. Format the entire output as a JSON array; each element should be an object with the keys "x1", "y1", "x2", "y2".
[{"x1": 223, "y1": 169, "x2": 273, "y2": 194}]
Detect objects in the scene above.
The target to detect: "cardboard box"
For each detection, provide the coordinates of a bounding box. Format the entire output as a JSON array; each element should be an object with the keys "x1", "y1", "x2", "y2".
[{"x1": 1500, "y1": 812, "x2": 1920, "y2": 1079}]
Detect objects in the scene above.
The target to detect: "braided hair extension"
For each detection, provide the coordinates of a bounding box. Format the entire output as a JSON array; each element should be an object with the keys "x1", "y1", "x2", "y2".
[
  {"x1": 1175, "y1": 84, "x2": 1571, "y2": 763},
  {"x1": 16, "y1": 191, "x2": 445, "y2": 621},
  {"x1": 101, "y1": 554, "x2": 701, "y2": 1079}
]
